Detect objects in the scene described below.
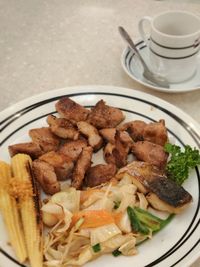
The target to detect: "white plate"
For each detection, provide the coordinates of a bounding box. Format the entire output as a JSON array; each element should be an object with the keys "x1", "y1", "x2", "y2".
[
  {"x1": 121, "y1": 40, "x2": 200, "y2": 93},
  {"x1": 0, "y1": 85, "x2": 200, "y2": 267}
]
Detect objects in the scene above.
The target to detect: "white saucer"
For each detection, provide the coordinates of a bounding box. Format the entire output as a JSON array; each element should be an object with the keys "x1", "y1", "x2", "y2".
[{"x1": 121, "y1": 40, "x2": 200, "y2": 93}]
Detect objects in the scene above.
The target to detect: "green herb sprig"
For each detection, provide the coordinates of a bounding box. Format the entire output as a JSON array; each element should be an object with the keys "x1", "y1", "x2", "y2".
[{"x1": 164, "y1": 143, "x2": 200, "y2": 185}]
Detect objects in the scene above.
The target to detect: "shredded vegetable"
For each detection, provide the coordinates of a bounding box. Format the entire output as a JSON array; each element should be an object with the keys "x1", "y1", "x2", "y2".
[{"x1": 43, "y1": 173, "x2": 175, "y2": 266}]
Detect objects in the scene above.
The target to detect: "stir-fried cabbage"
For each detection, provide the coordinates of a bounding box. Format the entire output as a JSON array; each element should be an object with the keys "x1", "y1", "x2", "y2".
[
  {"x1": 90, "y1": 223, "x2": 121, "y2": 246},
  {"x1": 65, "y1": 245, "x2": 94, "y2": 266},
  {"x1": 85, "y1": 197, "x2": 113, "y2": 212},
  {"x1": 119, "y1": 238, "x2": 137, "y2": 256},
  {"x1": 41, "y1": 202, "x2": 72, "y2": 231},
  {"x1": 117, "y1": 211, "x2": 132, "y2": 233},
  {"x1": 137, "y1": 192, "x2": 148, "y2": 210},
  {"x1": 101, "y1": 233, "x2": 136, "y2": 252},
  {"x1": 42, "y1": 170, "x2": 172, "y2": 266},
  {"x1": 51, "y1": 189, "x2": 80, "y2": 212}
]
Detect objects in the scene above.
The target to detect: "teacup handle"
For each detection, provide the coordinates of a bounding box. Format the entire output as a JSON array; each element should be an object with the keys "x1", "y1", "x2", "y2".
[{"x1": 138, "y1": 16, "x2": 152, "y2": 47}]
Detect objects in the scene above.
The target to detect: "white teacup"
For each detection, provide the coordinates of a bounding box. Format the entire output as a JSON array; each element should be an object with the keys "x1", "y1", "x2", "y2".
[{"x1": 138, "y1": 11, "x2": 200, "y2": 83}]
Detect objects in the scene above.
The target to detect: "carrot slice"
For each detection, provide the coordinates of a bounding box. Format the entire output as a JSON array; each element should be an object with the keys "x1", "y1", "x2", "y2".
[
  {"x1": 71, "y1": 210, "x2": 115, "y2": 228},
  {"x1": 113, "y1": 212, "x2": 123, "y2": 226}
]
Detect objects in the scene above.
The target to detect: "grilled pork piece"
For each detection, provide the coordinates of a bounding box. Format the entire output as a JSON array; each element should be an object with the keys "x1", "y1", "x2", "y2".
[
  {"x1": 85, "y1": 163, "x2": 117, "y2": 187},
  {"x1": 47, "y1": 115, "x2": 79, "y2": 140},
  {"x1": 99, "y1": 128, "x2": 116, "y2": 144},
  {"x1": 59, "y1": 139, "x2": 87, "y2": 161},
  {"x1": 104, "y1": 131, "x2": 129, "y2": 168},
  {"x1": 29, "y1": 127, "x2": 60, "y2": 153},
  {"x1": 87, "y1": 100, "x2": 125, "y2": 129},
  {"x1": 77, "y1": 121, "x2": 103, "y2": 151},
  {"x1": 39, "y1": 151, "x2": 74, "y2": 180},
  {"x1": 33, "y1": 160, "x2": 60, "y2": 195},
  {"x1": 55, "y1": 97, "x2": 90, "y2": 123},
  {"x1": 132, "y1": 141, "x2": 168, "y2": 169},
  {"x1": 119, "y1": 120, "x2": 147, "y2": 141},
  {"x1": 119, "y1": 120, "x2": 168, "y2": 146},
  {"x1": 100, "y1": 128, "x2": 133, "y2": 147},
  {"x1": 117, "y1": 161, "x2": 192, "y2": 213},
  {"x1": 8, "y1": 142, "x2": 43, "y2": 158},
  {"x1": 118, "y1": 130, "x2": 133, "y2": 149},
  {"x1": 143, "y1": 120, "x2": 168, "y2": 146},
  {"x1": 72, "y1": 146, "x2": 93, "y2": 189}
]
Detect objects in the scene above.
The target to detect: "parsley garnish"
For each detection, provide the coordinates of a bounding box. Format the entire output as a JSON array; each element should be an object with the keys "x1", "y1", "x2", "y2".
[{"x1": 164, "y1": 143, "x2": 200, "y2": 185}]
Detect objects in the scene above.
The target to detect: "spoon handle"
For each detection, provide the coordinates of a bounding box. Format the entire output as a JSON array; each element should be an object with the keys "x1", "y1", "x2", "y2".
[{"x1": 118, "y1": 26, "x2": 150, "y2": 71}]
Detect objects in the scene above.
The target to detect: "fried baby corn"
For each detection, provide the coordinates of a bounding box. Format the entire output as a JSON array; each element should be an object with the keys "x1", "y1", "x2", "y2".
[
  {"x1": 11, "y1": 154, "x2": 43, "y2": 267},
  {"x1": 0, "y1": 161, "x2": 27, "y2": 263}
]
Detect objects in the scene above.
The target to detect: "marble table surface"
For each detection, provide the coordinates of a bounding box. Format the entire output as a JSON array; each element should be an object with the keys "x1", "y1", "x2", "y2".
[{"x1": 0, "y1": 0, "x2": 200, "y2": 267}]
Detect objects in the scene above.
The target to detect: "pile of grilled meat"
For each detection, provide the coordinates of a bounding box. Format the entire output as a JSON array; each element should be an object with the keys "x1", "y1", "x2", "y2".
[{"x1": 8, "y1": 97, "x2": 192, "y2": 214}]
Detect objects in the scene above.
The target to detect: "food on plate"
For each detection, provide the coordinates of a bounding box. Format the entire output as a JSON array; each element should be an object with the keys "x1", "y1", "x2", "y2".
[
  {"x1": 47, "y1": 114, "x2": 79, "y2": 140},
  {"x1": 11, "y1": 154, "x2": 43, "y2": 267},
  {"x1": 85, "y1": 163, "x2": 117, "y2": 187},
  {"x1": 131, "y1": 141, "x2": 168, "y2": 169},
  {"x1": 119, "y1": 119, "x2": 168, "y2": 146},
  {"x1": 99, "y1": 127, "x2": 117, "y2": 143},
  {"x1": 104, "y1": 130, "x2": 131, "y2": 168},
  {"x1": 0, "y1": 161, "x2": 27, "y2": 263},
  {"x1": 42, "y1": 174, "x2": 175, "y2": 266},
  {"x1": 1, "y1": 96, "x2": 199, "y2": 267},
  {"x1": 29, "y1": 127, "x2": 60, "y2": 153},
  {"x1": 87, "y1": 99, "x2": 125, "y2": 128},
  {"x1": 100, "y1": 128, "x2": 133, "y2": 147},
  {"x1": 77, "y1": 121, "x2": 103, "y2": 151},
  {"x1": 165, "y1": 143, "x2": 200, "y2": 185},
  {"x1": 8, "y1": 142, "x2": 43, "y2": 159},
  {"x1": 33, "y1": 159, "x2": 60, "y2": 194},
  {"x1": 72, "y1": 146, "x2": 93, "y2": 189},
  {"x1": 39, "y1": 151, "x2": 74, "y2": 180},
  {"x1": 59, "y1": 139, "x2": 88, "y2": 161},
  {"x1": 56, "y1": 97, "x2": 90, "y2": 123},
  {"x1": 117, "y1": 161, "x2": 192, "y2": 213}
]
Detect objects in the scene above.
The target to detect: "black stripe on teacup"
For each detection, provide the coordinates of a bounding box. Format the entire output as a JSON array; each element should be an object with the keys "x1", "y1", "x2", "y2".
[
  {"x1": 150, "y1": 37, "x2": 200, "y2": 50},
  {"x1": 149, "y1": 47, "x2": 199, "y2": 60}
]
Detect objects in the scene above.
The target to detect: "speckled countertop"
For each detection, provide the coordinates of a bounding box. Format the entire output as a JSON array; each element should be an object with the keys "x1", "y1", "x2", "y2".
[{"x1": 0, "y1": 0, "x2": 200, "y2": 266}]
